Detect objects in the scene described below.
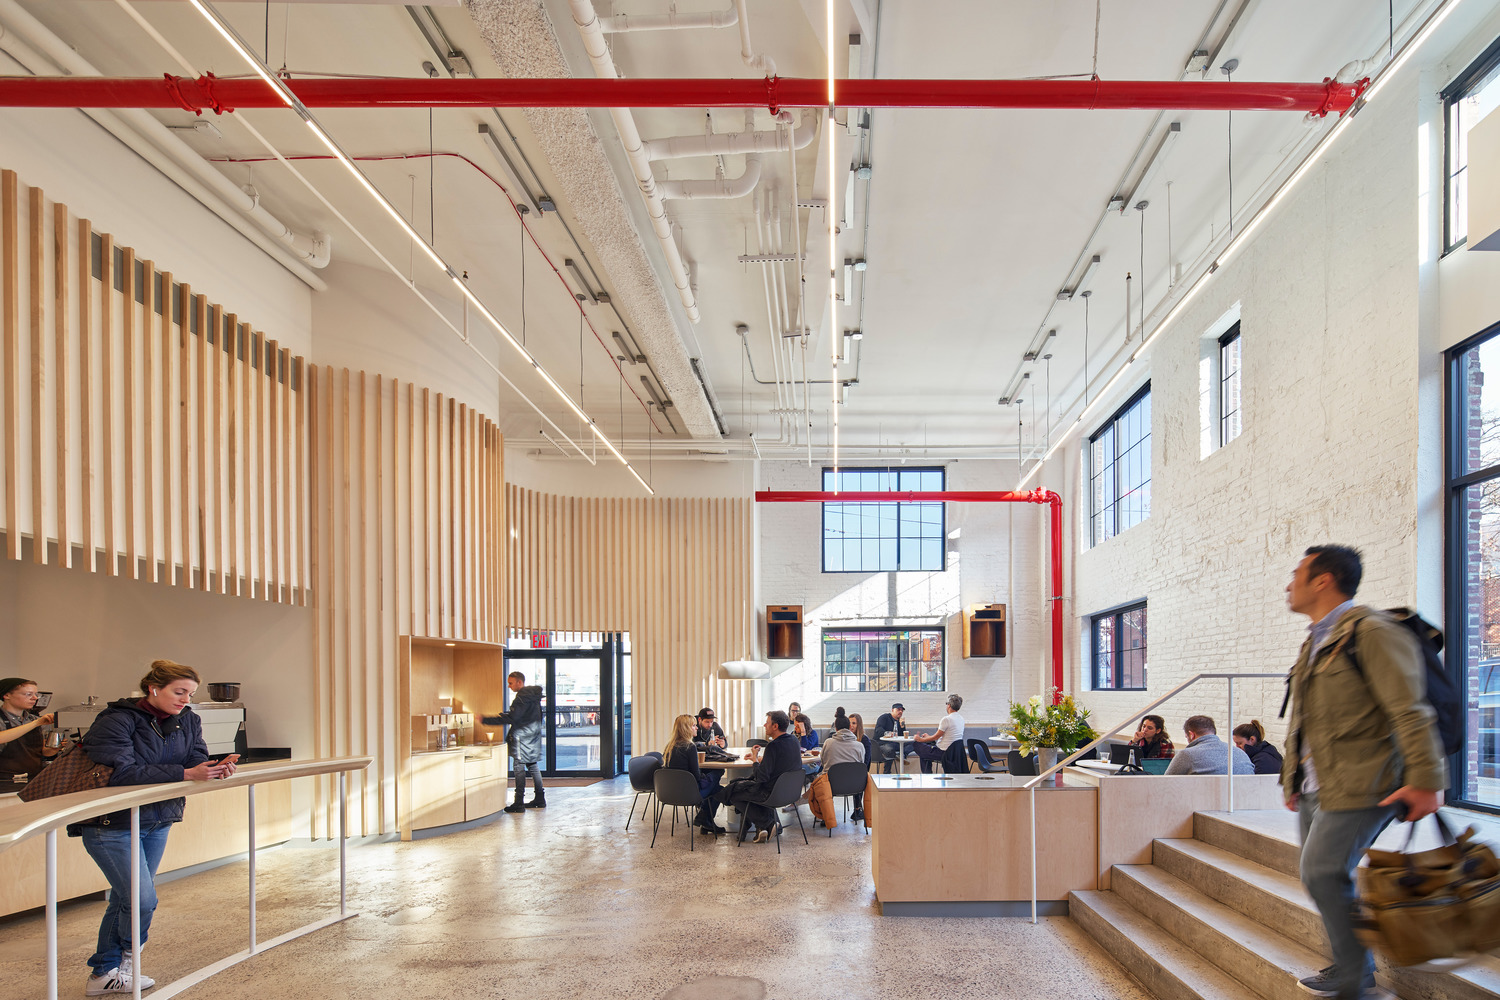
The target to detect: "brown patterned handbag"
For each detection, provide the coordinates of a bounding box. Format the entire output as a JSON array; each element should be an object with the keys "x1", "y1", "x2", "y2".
[{"x1": 15, "y1": 740, "x2": 113, "y2": 801}]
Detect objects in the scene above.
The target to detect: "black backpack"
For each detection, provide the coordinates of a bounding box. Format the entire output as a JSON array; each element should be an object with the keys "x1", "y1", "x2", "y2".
[{"x1": 1346, "y1": 608, "x2": 1465, "y2": 758}]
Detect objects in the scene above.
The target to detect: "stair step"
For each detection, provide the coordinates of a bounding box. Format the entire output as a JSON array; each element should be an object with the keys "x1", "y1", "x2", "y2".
[
  {"x1": 1111, "y1": 863, "x2": 1325, "y2": 1000},
  {"x1": 1069, "y1": 889, "x2": 1257, "y2": 1000},
  {"x1": 1193, "y1": 810, "x2": 1300, "y2": 878},
  {"x1": 1383, "y1": 956, "x2": 1500, "y2": 1000},
  {"x1": 1151, "y1": 838, "x2": 1326, "y2": 956}
]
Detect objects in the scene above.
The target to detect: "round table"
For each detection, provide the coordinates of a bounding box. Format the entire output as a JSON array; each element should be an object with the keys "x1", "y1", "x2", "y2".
[{"x1": 881, "y1": 735, "x2": 917, "y2": 776}]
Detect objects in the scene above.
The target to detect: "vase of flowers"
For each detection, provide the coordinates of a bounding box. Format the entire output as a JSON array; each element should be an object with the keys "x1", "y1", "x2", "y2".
[{"x1": 1004, "y1": 691, "x2": 1097, "y2": 771}]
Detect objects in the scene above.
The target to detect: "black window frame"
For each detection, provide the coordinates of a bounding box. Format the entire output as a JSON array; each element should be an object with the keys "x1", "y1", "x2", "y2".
[
  {"x1": 1091, "y1": 600, "x2": 1149, "y2": 692},
  {"x1": 1445, "y1": 320, "x2": 1500, "y2": 816},
  {"x1": 820, "y1": 466, "x2": 947, "y2": 573},
  {"x1": 820, "y1": 626, "x2": 946, "y2": 693},
  {"x1": 1442, "y1": 34, "x2": 1500, "y2": 255},
  {"x1": 1219, "y1": 323, "x2": 1243, "y2": 447},
  {"x1": 1089, "y1": 381, "x2": 1152, "y2": 546}
]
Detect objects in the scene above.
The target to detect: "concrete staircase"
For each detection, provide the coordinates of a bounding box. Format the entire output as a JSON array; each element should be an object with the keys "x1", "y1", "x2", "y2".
[{"x1": 1070, "y1": 809, "x2": 1500, "y2": 1000}]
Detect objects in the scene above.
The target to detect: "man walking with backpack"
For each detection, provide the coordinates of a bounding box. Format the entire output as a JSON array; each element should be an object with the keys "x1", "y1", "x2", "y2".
[{"x1": 1282, "y1": 545, "x2": 1449, "y2": 1000}]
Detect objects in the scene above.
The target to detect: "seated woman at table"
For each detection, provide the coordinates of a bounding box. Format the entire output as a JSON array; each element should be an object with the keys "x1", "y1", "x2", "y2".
[
  {"x1": 848, "y1": 713, "x2": 871, "y2": 821},
  {"x1": 1127, "y1": 714, "x2": 1175, "y2": 760},
  {"x1": 793, "y1": 713, "x2": 821, "y2": 777},
  {"x1": 1231, "y1": 719, "x2": 1284, "y2": 775},
  {"x1": 664, "y1": 714, "x2": 725, "y2": 835}
]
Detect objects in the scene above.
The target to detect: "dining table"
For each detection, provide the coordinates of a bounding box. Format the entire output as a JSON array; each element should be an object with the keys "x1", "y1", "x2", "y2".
[
  {"x1": 880, "y1": 734, "x2": 917, "y2": 778},
  {"x1": 695, "y1": 748, "x2": 820, "y2": 831}
]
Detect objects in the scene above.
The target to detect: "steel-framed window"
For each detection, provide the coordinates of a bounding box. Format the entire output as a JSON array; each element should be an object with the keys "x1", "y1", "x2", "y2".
[
  {"x1": 1089, "y1": 383, "x2": 1152, "y2": 545},
  {"x1": 1091, "y1": 602, "x2": 1148, "y2": 691},
  {"x1": 1445, "y1": 322, "x2": 1500, "y2": 814},
  {"x1": 1219, "y1": 324, "x2": 1243, "y2": 447},
  {"x1": 821, "y1": 627, "x2": 945, "y2": 692},
  {"x1": 821, "y1": 467, "x2": 945, "y2": 573},
  {"x1": 1443, "y1": 35, "x2": 1500, "y2": 254}
]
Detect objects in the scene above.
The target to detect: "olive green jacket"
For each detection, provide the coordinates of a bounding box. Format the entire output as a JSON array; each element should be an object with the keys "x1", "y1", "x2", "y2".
[{"x1": 1280, "y1": 606, "x2": 1447, "y2": 811}]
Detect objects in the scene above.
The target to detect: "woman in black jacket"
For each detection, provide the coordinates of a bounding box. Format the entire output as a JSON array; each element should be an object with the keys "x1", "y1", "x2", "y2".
[
  {"x1": 75, "y1": 660, "x2": 236, "y2": 996},
  {"x1": 1232, "y1": 720, "x2": 1284, "y2": 776},
  {"x1": 663, "y1": 714, "x2": 724, "y2": 835}
]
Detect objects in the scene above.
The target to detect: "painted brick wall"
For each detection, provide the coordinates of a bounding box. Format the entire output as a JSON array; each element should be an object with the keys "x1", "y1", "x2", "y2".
[
  {"x1": 757, "y1": 459, "x2": 1047, "y2": 727},
  {"x1": 1048, "y1": 77, "x2": 1433, "y2": 750}
]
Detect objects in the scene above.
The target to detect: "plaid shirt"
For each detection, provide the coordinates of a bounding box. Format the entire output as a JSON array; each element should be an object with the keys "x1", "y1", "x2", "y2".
[{"x1": 1129, "y1": 735, "x2": 1176, "y2": 759}]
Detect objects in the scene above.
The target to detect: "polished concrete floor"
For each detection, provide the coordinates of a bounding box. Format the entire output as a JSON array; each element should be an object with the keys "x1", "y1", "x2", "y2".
[{"x1": 2, "y1": 778, "x2": 1150, "y2": 999}]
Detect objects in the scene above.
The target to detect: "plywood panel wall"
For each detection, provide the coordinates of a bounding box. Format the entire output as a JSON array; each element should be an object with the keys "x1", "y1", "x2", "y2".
[{"x1": 505, "y1": 486, "x2": 754, "y2": 755}]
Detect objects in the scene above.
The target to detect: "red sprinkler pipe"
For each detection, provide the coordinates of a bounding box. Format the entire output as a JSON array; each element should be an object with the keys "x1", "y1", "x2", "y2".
[
  {"x1": 755, "y1": 489, "x2": 1066, "y2": 703},
  {"x1": 0, "y1": 75, "x2": 1367, "y2": 117}
]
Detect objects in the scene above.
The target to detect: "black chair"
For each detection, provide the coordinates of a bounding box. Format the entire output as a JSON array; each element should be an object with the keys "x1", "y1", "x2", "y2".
[
  {"x1": 737, "y1": 770, "x2": 809, "y2": 853},
  {"x1": 746, "y1": 738, "x2": 769, "y2": 748},
  {"x1": 1007, "y1": 750, "x2": 1038, "y2": 776},
  {"x1": 967, "y1": 739, "x2": 1006, "y2": 773},
  {"x1": 651, "y1": 768, "x2": 705, "y2": 851},
  {"x1": 625, "y1": 754, "x2": 662, "y2": 831},
  {"x1": 824, "y1": 762, "x2": 868, "y2": 835}
]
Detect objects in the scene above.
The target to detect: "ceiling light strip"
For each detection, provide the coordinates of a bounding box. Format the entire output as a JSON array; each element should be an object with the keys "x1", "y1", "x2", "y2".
[
  {"x1": 1015, "y1": 0, "x2": 1465, "y2": 492},
  {"x1": 828, "y1": 0, "x2": 838, "y2": 486},
  {"x1": 187, "y1": 0, "x2": 653, "y2": 491}
]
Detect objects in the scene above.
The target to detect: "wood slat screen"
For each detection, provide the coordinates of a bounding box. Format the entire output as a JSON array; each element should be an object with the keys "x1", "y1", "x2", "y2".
[{"x1": 505, "y1": 486, "x2": 754, "y2": 756}]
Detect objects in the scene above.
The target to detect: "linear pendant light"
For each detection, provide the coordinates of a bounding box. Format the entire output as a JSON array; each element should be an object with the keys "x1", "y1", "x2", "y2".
[
  {"x1": 1016, "y1": 0, "x2": 1467, "y2": 491},
  {"x1": 186, "y1": 0, "x2": 655, "y2": 494}
]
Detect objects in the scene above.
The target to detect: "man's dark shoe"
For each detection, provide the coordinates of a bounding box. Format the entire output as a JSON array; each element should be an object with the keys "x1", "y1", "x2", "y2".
[
  {"x1": 504, "y1": 801, "x2": 525, "y2": 813},
  {"x1": 1297, "y1": 965, "x2": 1374, "y2": 998},
  {"x1": 525, "y1": 793, "x2": 546, "y2": 809}
]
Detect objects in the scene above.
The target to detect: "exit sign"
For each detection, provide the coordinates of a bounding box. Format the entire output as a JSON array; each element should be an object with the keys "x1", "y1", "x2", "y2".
[{"x1": 529, "y1": 630, "x2": 551, "y2": 649}]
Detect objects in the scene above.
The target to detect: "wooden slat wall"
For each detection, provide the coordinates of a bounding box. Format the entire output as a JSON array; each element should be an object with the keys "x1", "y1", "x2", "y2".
[
  {"x1": 505, "y1": 486, "x2": 754, "y2": 756},
  {"x1": 309, "y1": 369, "x2": 505, "y2": 838},
  {"x1": 0, "y1": 167, "x2": 308, "y2": 598}
]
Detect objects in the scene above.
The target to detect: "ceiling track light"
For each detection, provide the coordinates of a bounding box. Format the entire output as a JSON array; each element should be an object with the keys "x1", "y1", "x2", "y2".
[
  {"x1": 477, "y1": 123, "x2": 546, "y2": 217},
  {"x1": 186, "y1": 0, "x2": 654, "y2": 494},
  {"x1": 1059, "y1": 254, "x2": 1102, "y2": 300},
  {"x1": 565, "y1": 258, "x2": 599, "y2": 303}
]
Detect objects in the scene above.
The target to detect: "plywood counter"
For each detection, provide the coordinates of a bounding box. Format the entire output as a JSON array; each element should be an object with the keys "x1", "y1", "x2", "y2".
[{"x1": 868, "y1": 773, "x2": 1097, "y2": 916}]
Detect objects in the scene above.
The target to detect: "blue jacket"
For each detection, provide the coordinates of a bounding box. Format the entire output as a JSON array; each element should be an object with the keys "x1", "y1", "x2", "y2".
[{"x1": 69, "y1": 699, "x2": 211, "y2": 835}]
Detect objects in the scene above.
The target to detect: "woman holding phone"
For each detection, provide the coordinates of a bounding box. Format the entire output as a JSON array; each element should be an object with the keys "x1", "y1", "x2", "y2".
[
  {"x1": 71, "y1": 660, "x2": 237, "y2": 996},
  {"x1": 0, "y1": 676, "x2": 55, "y2": 780}
]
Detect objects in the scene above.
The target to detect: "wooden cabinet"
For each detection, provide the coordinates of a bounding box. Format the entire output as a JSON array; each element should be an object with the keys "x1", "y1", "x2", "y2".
[
  {"x1": 464, "y1": 745, "x2": 507, "y2": 821},
  {"x1": 409, "y1": 751, "x2": 466, "y2": 830},
  {"x1": 767, "y1": 605, "x2": 804, "y2": 659},
  {"x1": 962, "y1": 604, "x2": 1006, "y2": 658}
]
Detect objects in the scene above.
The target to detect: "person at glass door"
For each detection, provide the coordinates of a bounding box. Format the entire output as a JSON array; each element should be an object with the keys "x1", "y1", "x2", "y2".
[
  {"x1": 483, "y1": 671, "x2": 545, "y2": 814},
  {"x1": 692, "y1": 708, "x2": 726, "y2": 748},
  {"x1": 0, "y1": 677, "x2": 55, "y2": 780},
  {"x1": 873, "y1": 703, "x2": 907, "y2": 773}
]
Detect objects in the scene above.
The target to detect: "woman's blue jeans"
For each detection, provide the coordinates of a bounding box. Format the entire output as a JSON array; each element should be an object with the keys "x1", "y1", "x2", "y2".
[{"x1": 81, "y1": 823, "x2": 172, "y2": 975}]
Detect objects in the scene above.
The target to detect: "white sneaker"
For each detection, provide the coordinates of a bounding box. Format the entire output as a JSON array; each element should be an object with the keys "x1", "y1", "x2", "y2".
[
  {"x1": 86, "y1": 964, "x2": 154, "y2": 995},
  {"x1": 119, "y1": 954, "x2": 155, "y2": 990}
]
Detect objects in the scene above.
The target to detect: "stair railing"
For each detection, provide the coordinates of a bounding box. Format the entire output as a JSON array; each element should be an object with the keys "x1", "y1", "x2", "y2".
[{"x1": 1022, "y1": 672, "x2": 1286, "y2": 923}]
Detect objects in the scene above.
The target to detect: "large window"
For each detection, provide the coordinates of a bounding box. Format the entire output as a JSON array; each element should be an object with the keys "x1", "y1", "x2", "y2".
[
  {"x1": 822, "y1": 467, "x2": 945, "y2": 572},
  {"x1": 1447, "y1": 326, "x2": 1500, "y2": 813},
  {"x1": 822, "y1": 628, "x2": 945, "y2": 692},
  {"x1": 1444, "y1": 36, "x2": 1500, "y2": 253},
  {"x1": 1090, "y1": 384, "x2": 1151, "y2": 545},
  {"x1": 1092, "y1": 602, "x2": 1148, "y2": 691}
]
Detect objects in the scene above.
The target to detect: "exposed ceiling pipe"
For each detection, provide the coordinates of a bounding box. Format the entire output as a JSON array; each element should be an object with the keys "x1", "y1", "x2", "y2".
[
  {"x1": 0, "y1": 0, "x2": 329, "y2": 284},
  {"x1": 0, "y1": 0, "x2": 330, "y2": 272},
  {"x1": 658, "y1": 153, "x2": 762, "y2": 199},
  {"x1": 642, "y1": 109, "x2": 818, "y2": 160},
  {"x1": 732, "y1": 0, "x2": 776, "y2": 77},
  {"x1": 567, "y1": 0, "x2": 700, "y2": 323},
  {"x1": 599, "y1": 4, "x2": 738, "y2": 32}
]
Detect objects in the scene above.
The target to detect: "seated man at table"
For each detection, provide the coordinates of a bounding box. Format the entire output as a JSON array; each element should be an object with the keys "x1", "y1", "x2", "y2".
[
  {"x1": 692, "y1": 707, "x2": 726, "y2": 748},
  {"x1": 911, "y1": 694, "x2": 966, "y2": 773},
  {"x1": 873, "y1": 702, "x2": 908, "y2": 773},
  {"x1": 724, "y1": 711, "x2": 803, "y2": 843},
  {"x1": 1164, "y1": 715, "x2": 1255, "y2": 776}
]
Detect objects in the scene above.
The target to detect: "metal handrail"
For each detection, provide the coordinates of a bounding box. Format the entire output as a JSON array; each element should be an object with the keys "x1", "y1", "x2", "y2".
[
  {"x1": 1023, "y1": 673, "x2": 1285, "y2": 923},
  {"x1": 1, "y1": 755, "x2": 373, "y2": 1000}
]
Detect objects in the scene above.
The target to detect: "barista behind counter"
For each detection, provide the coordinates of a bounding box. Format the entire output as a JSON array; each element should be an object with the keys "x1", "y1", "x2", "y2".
[{"x1": 0, "y1": 676, "x2": 55, "y2": 780}]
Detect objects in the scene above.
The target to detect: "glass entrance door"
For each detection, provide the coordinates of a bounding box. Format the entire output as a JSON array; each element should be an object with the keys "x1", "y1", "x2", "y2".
[{"x1": 503, "y1": 633, "x2": 622, "y2": 778}]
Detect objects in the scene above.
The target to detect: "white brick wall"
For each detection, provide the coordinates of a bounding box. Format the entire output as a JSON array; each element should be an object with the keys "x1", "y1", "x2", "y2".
[
  {"x1": 1047, "y1": 76, "x2": 1437, "y2": 750},
  {"x1": 756, "y1": 460, "x2": 1048, "y2": 726}
]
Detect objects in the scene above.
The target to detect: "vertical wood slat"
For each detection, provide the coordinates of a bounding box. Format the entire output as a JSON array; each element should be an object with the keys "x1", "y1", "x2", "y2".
[
  {"x1": 178, "y1": 281, "x2": 190, "y2": 586},
  {"x1": 226, "y1": 314, "x2": 238, "y2": 595},
  {"x1": 259, "y1": 337, "x2": 272, "y2": 600},
  {"x1": 295, "y1": 352, "x2": 306, "y2": 605},
  {"x1": 122, "y1": 248, "x2": 136, "y2": 579},
  {"x1": 78, "y1": 219, "x2": 92, "y2": 572},
  {"x1": 2, "y1": 171, "x2": 17, "y2": 561},
  {"x1": 281, "y1": 348, "x2": 291, "y2": 604},
  {"x1": 142, "y1": 259, "x2": 156, "y2": 581},
  {"x1": 158, "y1": 269, "x2": 172, "y2": 584},
  {"x1": 53, "y1": 203, "x2": 68, "y2": 567},
  {"x1": 28, "y1": 186, "x2": 43, "y2": 564},
  {"x1": 212, "y1": 305, "x2": 225, "y2": 592},
  {"x1": 194, "y1": 295, "x2": 207, "y2": 587},
  {"x1": 99, "y1": 235, "x2": 114, "y2": 575},
  {"x1": 241, "y1": 325, "x2": 252, "y2": 598}
]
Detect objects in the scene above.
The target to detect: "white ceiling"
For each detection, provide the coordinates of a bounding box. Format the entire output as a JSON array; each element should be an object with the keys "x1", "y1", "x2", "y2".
[{"x1": 14, "y1": 0, "x2": 1426, "y2": 463}]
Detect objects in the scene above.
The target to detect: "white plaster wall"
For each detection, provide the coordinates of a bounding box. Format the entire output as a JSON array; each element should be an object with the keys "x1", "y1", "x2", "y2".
[
  {"x1": 756, "y1": 459, "x2": 1047, "y2": 727},
  {"x1": 503, "y1": 448, "x2": 752, "y2": 498}
]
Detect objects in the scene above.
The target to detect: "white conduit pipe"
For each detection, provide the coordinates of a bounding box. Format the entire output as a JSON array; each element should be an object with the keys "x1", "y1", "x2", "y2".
[
  {"x1": 569, "y1": 0, "x2": 701, "y2": 322},
  {"x1": 598, "y1": 4, "x2": 738, "y2": 32},
  {"x1": 733, "y1": 0, "x2": 776, "y2": 77},
  {"x1": 658, "y1": 154, "x2": 762, "y2": 200},
  {"x1": 0, "y1": 0, "x2": 331, "y2": 274},
  {"x1": 642, "y1": 110, "x2": 817, "y2": 160},
  {"x1": 757, "y1": 192, "x2": 792, "y2": 440}
]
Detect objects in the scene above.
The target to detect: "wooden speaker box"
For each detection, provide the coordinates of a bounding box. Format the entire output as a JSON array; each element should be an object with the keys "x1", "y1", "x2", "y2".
[{"x1": 767, "y1": 605, "x2": 804, "y2": 659}]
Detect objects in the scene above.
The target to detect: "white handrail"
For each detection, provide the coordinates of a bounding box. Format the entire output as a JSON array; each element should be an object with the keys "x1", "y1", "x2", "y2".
[
  {"x1": 2, "y1": 755, "x2": 372, "y2": 1000},
  {"x1": 1024, "y1": 673, "x2": 1284, "y2": 923}
]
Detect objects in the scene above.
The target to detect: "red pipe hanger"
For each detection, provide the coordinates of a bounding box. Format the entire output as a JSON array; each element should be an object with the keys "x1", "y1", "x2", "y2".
[
  {"x1": 755, "y1": 489, "x2": 1066, "y2": 704},
  {"x1": 0, "y1": 74, "x2": 1366, "y2": 117}
]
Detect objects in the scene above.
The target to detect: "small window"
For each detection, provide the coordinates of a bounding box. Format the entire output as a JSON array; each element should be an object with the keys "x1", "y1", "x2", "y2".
[
  {"x1": 1089, "y1": 384, "x2": 1151, "y2": 545},
  {"x1": 1092, "y1": 602, "x2": 1148, "y2": 691},
  {"x1": 822, "y1": 467, "x2": 945, "y2": 572},
  {"x1": 821, "y1": 628, "x2": 945, "y2": 692},
  {"x1": 1444, "y1": 36, "x2": 1500, "y2": 253},
  {"x1": 1199, "y1": 316, "x2": 1243, "y2": 458},
  {"x1": 1219, "y1": 325, "x2": 1243, "y2": 446}
]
